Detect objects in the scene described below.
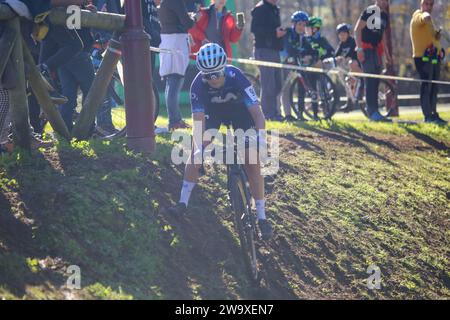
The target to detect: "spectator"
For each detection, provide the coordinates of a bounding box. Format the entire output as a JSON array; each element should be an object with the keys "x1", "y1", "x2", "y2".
[
  {"x1": 92, "y1": 0, "x2": 122, "y2": 134},
  {"x1": 355, "y1": 0, "x2": 393, "y2": 122},
  {"x1": 142, "y1": 0, "x2": 161, "y2": 72},
  {"x1": 39, "y1": 1, "x2": 91, "y2": 103},
  {"x1": 159, "y1": 0, "x2": 195, "y2": 130},
  {"x1": 1, "y1": 0, "x2": 54, "y2": 151},
  {"x1": 20, "y1": 18, "x2": 45, "y2": 134},
  {"x1": 57, "y1": 27, "x2": 98, "y2": 132},
  {"x1": 410, "y1": 0, "x2": 447, "y2": 124},
  {"x1": 280, "y1": 10, "x2": 315, "y2": 121},
  {"x1": 251, "y1": 0, "x2": 286, "y2": 121},
  {"x1": 2, "y1": 1, "x2": 55, "y2": 133},
  {"x1": 189, "y1": 0, "x2": 243, "y2": 59}
]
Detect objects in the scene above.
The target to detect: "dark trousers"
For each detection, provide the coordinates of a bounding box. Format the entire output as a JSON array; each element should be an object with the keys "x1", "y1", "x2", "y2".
[
  {"x1": 40, "y1": 24, "x2": 83, "y2": 71},
  {"x1": 255, "y1": 48, "x2": 282, "y2": 119},
  {"x1": 414, "y1": 58, "x2": 440, "y2": 119},
  {"x1": 361, "y1": 49, "x2": 382, "y2": 116},
  {"x1": 57, "y1": 52, "x2": 95, "y2": 131}
]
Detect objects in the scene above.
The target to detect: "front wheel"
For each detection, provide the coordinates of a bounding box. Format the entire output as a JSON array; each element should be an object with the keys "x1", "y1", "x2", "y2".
[
  {"x1": 229, "y1": 172, "x2": 260, "y2": 285},
  {"x1": 289, "y1": 74, "x2": 338, "y2": 120}
]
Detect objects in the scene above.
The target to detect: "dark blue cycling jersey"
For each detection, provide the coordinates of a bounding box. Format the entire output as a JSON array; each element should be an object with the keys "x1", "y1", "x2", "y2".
[{"x1": 190, "y1": 65, "x2": 259, "y2": 114}]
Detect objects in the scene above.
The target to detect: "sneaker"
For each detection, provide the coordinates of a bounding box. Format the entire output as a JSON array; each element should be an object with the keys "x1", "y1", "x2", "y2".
[
  {"x1": 424, "y1": 116, "x2": 435, "y2": 123},
  {"x1": 432, "y1": 114, "x2": 448, "y2": 125},
  {"x1": 269, "y1": 115, "x2": 285, "y2": 122},
  {"x1": 96, "y1": 125, "x2": 119, "y2": 137},
  {"x1": 155, "y1": 126, "x2": 169, "y2": 134},
  {"x1": 167, "y1": 202, "x2": 187, "y2": 217},
  {"x1": 369, "y1": 111, "x2": 392, "y2": 122},
  {"x1": 169, "y1": 120, "x2": 191, "y2": 131},
  {"x1": 296, "y1": 112, "x2": 307, "y2": 121},
  {"x1": 258, "y1": 219, "x2": 273, "y2": 240}
]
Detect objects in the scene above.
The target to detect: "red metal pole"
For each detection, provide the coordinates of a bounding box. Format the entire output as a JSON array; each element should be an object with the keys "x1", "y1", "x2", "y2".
[{"x1": 121, "y1": 0, "x2": 155, "y2": 153}]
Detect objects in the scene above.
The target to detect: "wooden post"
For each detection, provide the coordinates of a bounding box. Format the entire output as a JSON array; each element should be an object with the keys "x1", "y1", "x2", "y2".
[
  {"x1": 22, "y1": 39, "x2": 71, "y2": 141},
  {"x1": 48, "y1": 7, "x2": 125, "y2": 31},
  {"x1": 0, "y1": 25, "x2": 17, "y2": 79},
  {"x1": 6, "y1": 17, "x2": 30, "y2": 150},
  {"x1": 72, "y1": 33, "x2": 122, "y2": 140}
]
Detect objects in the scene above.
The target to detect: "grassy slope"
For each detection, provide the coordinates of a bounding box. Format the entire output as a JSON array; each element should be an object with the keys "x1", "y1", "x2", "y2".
[{"x1": 0, "y1": 111, "x2": 449, "y2": 300}]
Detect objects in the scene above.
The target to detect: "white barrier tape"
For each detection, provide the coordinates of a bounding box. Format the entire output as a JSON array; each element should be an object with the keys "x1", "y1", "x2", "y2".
[{"x1": 150, "y1": 46, "x2": 450, "y2": 86}]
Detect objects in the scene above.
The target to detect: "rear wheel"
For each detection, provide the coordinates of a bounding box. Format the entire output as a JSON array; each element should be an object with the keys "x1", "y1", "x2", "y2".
[
  {"x1": 359, "y1": 79, "x2": 396, "y2": 118},
  {"x1": 229, "y1": 172, "x2": 260, "y2": 285},
  {"x1": 290, "y1": 74, "x2": 338, "y2": 120},
  {"x1": 110, "y1": 81, "x2": 160, "y2": 138}
]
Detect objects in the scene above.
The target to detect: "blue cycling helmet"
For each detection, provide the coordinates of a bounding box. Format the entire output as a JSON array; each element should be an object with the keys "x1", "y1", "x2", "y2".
[
  {"x1": 336, "y1": 23, "x2": 352, "y2": 34},
  {"x1": 291, "y1": 11, "x2": 309, "y2": 23},
  {"x1": 196, "y1": 43, "x2": 228, "y2": 73}
]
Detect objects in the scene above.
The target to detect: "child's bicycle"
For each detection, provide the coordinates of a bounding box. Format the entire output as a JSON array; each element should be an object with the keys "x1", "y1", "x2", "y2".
[
  {"x1": 91, "y1": 36, "x2": 160, "y2": 138},
  {"x1": 324, "y1": 57, "x2": 397, "y2": 118},
  {"x1": 282, "y1": 58, "x2": 339, "y2": 120}
]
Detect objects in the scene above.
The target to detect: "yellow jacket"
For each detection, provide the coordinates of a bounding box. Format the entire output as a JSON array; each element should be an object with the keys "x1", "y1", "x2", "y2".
[{"x1": 410, "y1": 10, "x2": 442, "y2": 58}]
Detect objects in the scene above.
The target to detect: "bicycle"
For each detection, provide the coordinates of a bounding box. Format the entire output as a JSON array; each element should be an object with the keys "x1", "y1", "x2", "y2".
[
  {"x1": 282, "y1": 58, "x2": 339, "y2": 120},
  {"x1": 91, "y1": 38, "x2": 161, "y2": 138},
  {"x1": 199, "y1": 133, "x2": 262, "y2": 285},
  {"x1": 324, "y1": 57, "x2": 396, "y2": 118}
]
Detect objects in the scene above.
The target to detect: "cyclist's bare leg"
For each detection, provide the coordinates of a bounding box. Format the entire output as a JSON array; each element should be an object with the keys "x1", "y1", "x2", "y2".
[
  {"x1": 244, "y1": 161, "x2": 264, "y2": 201},
  {"x1": 183, "y1": 140, "x2": 213, "y2": 183}
]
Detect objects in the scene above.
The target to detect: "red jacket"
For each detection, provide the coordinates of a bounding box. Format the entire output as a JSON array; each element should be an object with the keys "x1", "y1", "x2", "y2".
[{"x1": 189, "y1": 7, "x2": 242, "y2": 59}]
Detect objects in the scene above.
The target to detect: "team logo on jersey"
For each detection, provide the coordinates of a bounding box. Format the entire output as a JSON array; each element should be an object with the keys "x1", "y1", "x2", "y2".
[
  {"x1": 342, "y1": 48, "x2": 351, "y2": 56},
  {"x1": 191, "y1": 93, "x2": 198, "y2": 101},
  {"x1": 229, "y1": 70, "x2": 236, "y2": 78},
  {"x1": 211, "y1": 93, "x2": 238, "y2": 104},
  {"x1": 244, "y1": 86, "x2": 258, "y2": 103}
]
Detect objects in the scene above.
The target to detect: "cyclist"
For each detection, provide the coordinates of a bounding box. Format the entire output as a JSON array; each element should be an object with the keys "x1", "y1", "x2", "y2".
[
  {"x1": 306, "y1": 17, "x2": 335, "y2": 62},
  {"x1": 335, "y1": 23, "x2": 363, "y2": 110},
  {"x1": 167, "y1": 43, "x2": 273, "y2": 241},
  {"x1": 281, "y1": 10, "x2": 317, "y2": 121},
  {"x1": 304, "y1": 16, "x2": 334, "y2": 120}
]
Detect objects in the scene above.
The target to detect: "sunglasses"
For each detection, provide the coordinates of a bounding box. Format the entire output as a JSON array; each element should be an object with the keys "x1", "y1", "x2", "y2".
[{"x1": 202, "y1": 70, "x2": 225, "y2": 81}]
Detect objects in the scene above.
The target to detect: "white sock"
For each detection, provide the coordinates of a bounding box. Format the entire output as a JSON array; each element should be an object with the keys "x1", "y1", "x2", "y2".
[
  {"x1": 180, "y1": 180, "x2": 196, "y2": 206},
  {"x1": 255, "y1": 199, "x2": 266, "y2": 220}
]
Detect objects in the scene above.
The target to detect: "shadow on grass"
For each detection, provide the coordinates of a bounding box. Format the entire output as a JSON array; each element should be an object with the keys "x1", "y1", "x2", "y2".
[
  {"x1": 290, "y1": 121, "x2": 397, "y2": 165},
  {"x1": 0, "y1": 138, "x2": 299, "y2": 299},
  {"x1": 402, "y1": 126, "x2": 449, "y2": 153}
]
